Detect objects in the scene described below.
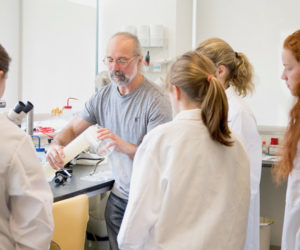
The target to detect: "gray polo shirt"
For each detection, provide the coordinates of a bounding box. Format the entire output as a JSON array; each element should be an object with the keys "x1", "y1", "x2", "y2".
[{"x1": 80, "y1": 77, "x2": 172, "y2": 199}]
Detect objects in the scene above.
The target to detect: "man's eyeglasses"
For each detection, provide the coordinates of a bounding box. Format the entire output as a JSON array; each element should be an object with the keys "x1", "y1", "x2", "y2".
[{"x1": 103, "y1": 56, "x2": 138, "y2": 67}]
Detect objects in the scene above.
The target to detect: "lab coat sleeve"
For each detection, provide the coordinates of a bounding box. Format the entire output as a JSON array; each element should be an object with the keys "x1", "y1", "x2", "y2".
[
  {"x1": 118, "y1": 134, "x2": 161, "y2": 250},
  {"x1": 230, "y1": 110, "x2": 262, "y2": 195},
  {"x1": 7, "y1": 135, "x2": 54, "y2": 250}
]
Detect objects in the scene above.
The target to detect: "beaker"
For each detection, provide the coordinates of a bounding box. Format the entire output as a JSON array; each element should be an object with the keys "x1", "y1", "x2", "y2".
[{"x1": 85, "y1": 125, "x2": 114, "y2": 157}]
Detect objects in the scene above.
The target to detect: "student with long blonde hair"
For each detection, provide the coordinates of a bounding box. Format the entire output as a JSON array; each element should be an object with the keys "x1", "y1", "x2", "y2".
[
  {"x1": 274, "y1": 29, "x2": 300, "y2": 250},
  {"x1": 196, "y1": 38, "x2": 262, "y2": 250},
  {"x1": 118, "y1": 51, "x2": 250, "y2": 250}
]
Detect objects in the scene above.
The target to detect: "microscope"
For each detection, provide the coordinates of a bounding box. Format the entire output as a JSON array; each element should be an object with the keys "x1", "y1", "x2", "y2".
[{"x1": 7, "y1": 101, "x2": 34, "y2": 134}]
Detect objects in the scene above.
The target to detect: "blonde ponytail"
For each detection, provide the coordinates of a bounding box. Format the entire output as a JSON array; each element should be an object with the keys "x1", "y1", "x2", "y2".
[
  {"x1": 232, "y1": 52, "x2": 254, "y2": 96},
  {"x1": 196, "y1": 38, "x2": 254, "y2": 97},
  {"x1": 201, "y1": 76, "x2": 233, "y2": 146},
  {"x1": 167, "y1": 51, "x2": 233, "y2": 146}
]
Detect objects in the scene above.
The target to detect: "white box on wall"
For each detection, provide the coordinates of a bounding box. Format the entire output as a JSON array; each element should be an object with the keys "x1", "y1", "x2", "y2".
[
  {"x1": 137, "y1": 24, "x2": 164, "y2": 48},
  {"x1": 150, "y1": 24, "x2": 164, "y2": 47},
  {"x1": 137, "y1": 25, "x2": 150, "y2": 47}
]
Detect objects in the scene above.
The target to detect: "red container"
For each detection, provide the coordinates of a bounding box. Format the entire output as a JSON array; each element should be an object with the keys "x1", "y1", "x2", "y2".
[{"x1": 270, "y1": 138, "x2": 279, "y2": 145}]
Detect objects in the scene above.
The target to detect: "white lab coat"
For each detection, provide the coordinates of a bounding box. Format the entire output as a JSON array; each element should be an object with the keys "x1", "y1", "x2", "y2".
[
  {"x1": 226, "y1": 86, "x2": 262, "y2": 250},
  {"x1": 0, "y1": 115, "x2": 53, "y2": 250},
  {"x1": 281, "y1": 142, "x2": 300, "y2": 250},
  {"x1": 118, "y1": 109, "x2": 250, "y2": 250}
]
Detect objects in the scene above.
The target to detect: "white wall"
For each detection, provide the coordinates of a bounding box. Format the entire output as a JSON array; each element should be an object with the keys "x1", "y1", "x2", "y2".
[
  {"x1": 22, "y1": 0, "x2": 96, "y2": 113},
  {"x1": 1, "y1": 0, "x2": 192, "y2": 114},
  {"x1": 98, "y1": 0, "x2": 193, "y2": 83},
  {"x1": 196, "y1": 0, "x2": 300, "y2": 127},
  {"x1": 175, "y1": 0, "x2": 193, "y2": 55},
  {"x1": 3, "y1": 0, "x2": 296, "y2": 127},
  {"x1": 0, "y1": 0, "x2": 20, "y2": 109}
]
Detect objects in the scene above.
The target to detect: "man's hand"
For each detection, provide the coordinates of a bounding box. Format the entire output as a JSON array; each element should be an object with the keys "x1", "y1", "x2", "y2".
[
  {"x1": 96, "y1": 127, "x2": 138, "y2": 159},
  {"x1": 46, "y1": 144, "x2": 65, "y2": 170}
]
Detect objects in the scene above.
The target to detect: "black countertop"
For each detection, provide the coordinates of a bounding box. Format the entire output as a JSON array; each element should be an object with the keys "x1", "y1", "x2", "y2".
[
  {"x1": 49, "y1": 155, "x2": 276, "y2": 202},
  {"x1": 49, "y1": 163, "x2": 114, "y2": 202}
]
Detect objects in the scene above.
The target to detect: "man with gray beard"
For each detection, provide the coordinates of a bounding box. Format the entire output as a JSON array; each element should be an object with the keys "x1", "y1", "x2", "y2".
[{"x1": 46, "y1": 32, "x2": 172, "y2": 250}]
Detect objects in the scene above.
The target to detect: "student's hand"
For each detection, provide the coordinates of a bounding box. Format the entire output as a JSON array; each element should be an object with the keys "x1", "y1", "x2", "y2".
[
  {"x1": 96, "y1": 127, "x2": 138, "y2": 159},
  {"x1": 46, "y1": 144, "x2": 65, "y2": 170}
]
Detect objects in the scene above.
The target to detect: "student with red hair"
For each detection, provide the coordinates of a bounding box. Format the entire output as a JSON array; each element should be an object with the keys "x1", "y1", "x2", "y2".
[{"x1": 274, "y1": 29, "x2": 300, "y2": 250}]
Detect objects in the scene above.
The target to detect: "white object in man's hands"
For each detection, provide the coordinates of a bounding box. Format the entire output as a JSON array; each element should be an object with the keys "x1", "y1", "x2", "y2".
[{"x1": 44, "y1": 125, "x2": 114, "y2": 181}]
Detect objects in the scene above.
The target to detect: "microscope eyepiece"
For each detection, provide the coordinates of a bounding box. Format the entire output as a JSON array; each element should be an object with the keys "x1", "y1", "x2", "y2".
[
  {"x1": 13, "y1": 101, "x2": 25, "y2": 113},
  {"x1": 23, "y1": 101, "x2": 34, "y2": 113}
]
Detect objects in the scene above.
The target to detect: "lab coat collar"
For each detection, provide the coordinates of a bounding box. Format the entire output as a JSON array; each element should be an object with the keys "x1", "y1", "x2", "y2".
[
  {"x1": 173, "y1": 109, "x2": 201, "y2": 121},
  {"x1": 225, "y1": 85, "x2": 237, "y2": 100}
]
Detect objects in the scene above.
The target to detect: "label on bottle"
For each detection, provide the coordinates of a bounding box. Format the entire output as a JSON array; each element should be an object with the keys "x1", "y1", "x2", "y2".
[{"x1": 268, "y1": 145, "x2": 281, "y2": 156}]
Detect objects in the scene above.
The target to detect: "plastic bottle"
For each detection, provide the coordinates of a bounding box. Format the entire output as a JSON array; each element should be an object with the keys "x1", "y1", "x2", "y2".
[
  {"x1": 145, "y1": 51, "x2": 150, "y2": 66},
  {"x1": 62, "y1": 97, "x2": 78, "y2": 121},
  {"x1": 268, "y1": 137, "x2": 280, "y2": 156},
  {"x1": 86, "y1": 125, "x2": 114, "y2": 157},
  {"x1": 262, "y1": 141, "x2": 268, "y2": 155}
]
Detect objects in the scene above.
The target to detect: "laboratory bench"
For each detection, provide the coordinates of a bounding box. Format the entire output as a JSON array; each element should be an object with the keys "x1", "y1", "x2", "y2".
[
  {"x1": 261, "y1": 155, "x2": 285, "y2": 248},
  {"x1": 48, "y1": 156, "x2": 282, "y2": 247},
  {"x1": 49, "y1": 156, "x2": 276, "y2": 202},
  {"x1": 49, "y1": 163, "x2": 114, "y2": 202},
  {"x1": 262, "y1": 155, "x2": 279, "y2": 168}
]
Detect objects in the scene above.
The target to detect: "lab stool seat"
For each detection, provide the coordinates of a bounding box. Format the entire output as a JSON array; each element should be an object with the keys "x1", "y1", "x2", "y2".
[
  {"x1": 50, "y1": 240, "x2": 61, "y2": 250},
  {"x1": 52, "y1": 194, "x2": 89, "y2": 250}
]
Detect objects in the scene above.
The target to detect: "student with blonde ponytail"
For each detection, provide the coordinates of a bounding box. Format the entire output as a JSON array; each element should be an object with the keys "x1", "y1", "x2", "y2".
[
  {"x1": 196, "y1": 38, "x2": 262, "y2": 250},
  {"x1": 118, "y1": 51, "x2": 250, "y2": 250},
  {"x1": 274, "y1": 29, "x2": 300, "y2": 250}
]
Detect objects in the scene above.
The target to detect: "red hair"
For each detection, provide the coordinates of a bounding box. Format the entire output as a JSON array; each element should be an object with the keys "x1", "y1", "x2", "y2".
[{"x1": 274, "y1": 30, "x2": 300, "y2": 183}]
